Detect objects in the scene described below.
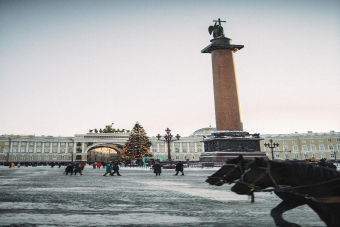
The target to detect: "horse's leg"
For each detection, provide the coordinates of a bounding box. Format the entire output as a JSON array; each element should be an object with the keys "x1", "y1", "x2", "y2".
[
  {"x1": 330, "y1": 213, "x2": 340, "y2": 227},
  {"x1": 308, "y1": 203, "x2": 333, "y2": 227},
  {"x1": 251, "y1": 192, "x2": 254, "y2": 203},
  {"x1": 270, "y1": 200, "x2": 302, "y2": 227}
]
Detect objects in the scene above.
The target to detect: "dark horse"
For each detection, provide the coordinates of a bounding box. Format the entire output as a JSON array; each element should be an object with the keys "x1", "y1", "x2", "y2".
[
  {"x1": 206, "y1": 155, "x2": 255, "y2": 203},
  {"x1": 231, "y1": 158, "x2": 340, "y2": 227}
]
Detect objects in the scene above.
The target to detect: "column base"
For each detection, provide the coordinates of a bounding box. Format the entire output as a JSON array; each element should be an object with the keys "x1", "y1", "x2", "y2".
[{"x1": 200, "y1": 131, "x2": 267, "y2": 163}]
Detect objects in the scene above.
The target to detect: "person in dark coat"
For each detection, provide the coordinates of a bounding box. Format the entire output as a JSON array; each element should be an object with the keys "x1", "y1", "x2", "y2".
[
  {"x1": 174, "y1": 161, "x2": 184, "y2": 176},
  {"x1": 74, "y1": 163, "x2": 83, "y2": 175},
  {"x1": 111, "y1": 162, "x2": 122, "y2": 176},
  {"x1": 65, "y1": 163, "x2": 74, "y2": 176},
  {"x1": 152, "y1": 161, "x2": 162, "y2": 176}
]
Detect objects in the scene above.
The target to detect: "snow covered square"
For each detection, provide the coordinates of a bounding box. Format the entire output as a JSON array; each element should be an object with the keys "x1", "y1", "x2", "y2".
[{"x1": 0, "y1": 166, "x2": 325, "y2": 226}]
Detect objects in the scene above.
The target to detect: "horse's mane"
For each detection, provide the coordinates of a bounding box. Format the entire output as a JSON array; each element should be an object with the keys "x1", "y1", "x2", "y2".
[
  {"x1": 226, "y1": 156, "x2": 251, "y2": 169},
  {"x1": 247, "y1": 160, "x2": 340, "y2": 186}
]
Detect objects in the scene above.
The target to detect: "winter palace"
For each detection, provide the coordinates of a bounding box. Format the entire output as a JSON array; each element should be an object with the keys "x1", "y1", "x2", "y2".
[{"x1": 0, "y1": 127, "x2": 339, "y2": 163}]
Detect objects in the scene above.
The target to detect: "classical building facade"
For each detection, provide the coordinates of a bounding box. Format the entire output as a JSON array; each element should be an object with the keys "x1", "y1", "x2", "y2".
[
  {"x1": 261, "y1": 131, "x2": 340, "y2": 161},
  {"x1": 0, "y1": 128, "x2": 339, "y2": 163}
]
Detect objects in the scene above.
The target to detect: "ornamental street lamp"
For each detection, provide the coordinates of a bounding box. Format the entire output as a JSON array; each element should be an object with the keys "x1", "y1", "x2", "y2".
[
  {"x1": 264, "y1": 139, "x2": 279, "y2": 160},
  {"x1": 156, "y1": 128, "x2": 180, "y2": 164}
]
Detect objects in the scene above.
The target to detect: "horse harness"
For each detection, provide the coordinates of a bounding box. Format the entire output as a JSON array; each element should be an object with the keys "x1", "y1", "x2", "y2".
[
  {"x1": 207, "y1": 163, "x2": 244, "y2": 185},
  {"x1": 238, "y1": 162, "x2": 340, "y2": 204}
]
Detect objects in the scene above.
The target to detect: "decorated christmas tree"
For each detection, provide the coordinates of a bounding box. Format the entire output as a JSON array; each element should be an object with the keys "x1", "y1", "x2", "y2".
[{"x1": 123, "y1": 122, "x2": 152, "y2": 163}]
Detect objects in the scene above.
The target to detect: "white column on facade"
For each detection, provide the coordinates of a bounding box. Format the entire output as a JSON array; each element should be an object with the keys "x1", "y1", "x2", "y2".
[
  {"x1": 34, "y1": 142, "x2": 37, "y2": 153},
  {"x1": 195, "y1": 142, "x2": 197, "y2": 153},
  {"x1": 82, "y1": 142, "x2": 85, "y2": 153},
  {"x1": 179, "y1": 142, "x2": 182, "y2": 153},
  {"x1": 202, "y1": 142, "x2": 204, "y2": 152},
  {"x1": 187, "y1": 143, "x2": 190, "y2": 154},
  {"x1": 65, "y1": 143, "x2": 68, "y2": 154},
  {"x1": 157, "y1": 143, "x2": 159, "y2": 153},
  {"x1": 18, "y1": 142, "x2": 21, "y2": 153},
  {"x1": 9, "y1": 141, "x2": 13, "y2": 153},
  {"x1": 58, "y1": 142, "x2": 61, "y2": 154},
  {"x1": 49, "y1": 142, "x2": 53, "y2": 154},
  {"x1": 172, "y1": 142, "x2": 175, "y2": 154},
  {"x1": 26, "y1": 142, "x2": 29, "y2": 154},
  {"x1": 72, "y1": 142, "x2": 77, "y2": 162},
  {"x1": 42, "y1": 142, "x2": 45, "y2": 153}
]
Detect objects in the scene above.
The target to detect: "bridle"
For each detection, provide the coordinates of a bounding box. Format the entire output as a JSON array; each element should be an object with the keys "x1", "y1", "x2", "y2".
[
  {"x1": 237, "y1": 162, "x2": 278, "y2": 192},
  {"x1": 207, "y1": 162, "x2": 244, "y2": 185}
]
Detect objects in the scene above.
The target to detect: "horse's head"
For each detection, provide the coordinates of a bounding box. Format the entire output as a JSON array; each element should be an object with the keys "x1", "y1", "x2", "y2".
[
  {"x1": 206, "y1": 155, "x2": 246, "y2": 186},
  {"x1": 231, "y1": 158, "x2": 276, "y2": 195}
]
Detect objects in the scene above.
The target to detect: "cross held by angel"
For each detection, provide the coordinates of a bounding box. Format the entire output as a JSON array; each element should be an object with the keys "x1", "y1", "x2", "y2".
[{"x1": 208, "y1": 18, "x2": 226, "y2": 38}]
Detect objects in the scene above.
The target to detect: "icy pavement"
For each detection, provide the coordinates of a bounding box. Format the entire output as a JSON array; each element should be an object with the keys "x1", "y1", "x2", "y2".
[{"x1": 0, "y1": 166, "x2": 325, "y2": 227}]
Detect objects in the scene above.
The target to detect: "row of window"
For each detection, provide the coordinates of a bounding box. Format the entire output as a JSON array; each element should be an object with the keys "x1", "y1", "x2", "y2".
[
  {"x1": 274, "y1": 153, "x2": 335, "y2": 159},
  {"x1": 265, "y1": 144, "x2": 340, "y2": 152},
  {"x1": 5, "y1": 142, "x2": 75, "y2": 147},
  {"x1": 151, "y1": 147, "x2": 203, "y2": 152},
  {"x1": 3, "y1": 155, "x2": 71, "y2": 161},
  {"x1": 8, "y1": 148, "x2": 74, "y2": 153},
  {"x1": 269, "y1": 138, "x2": 340, "y2": 144},
  {"x1": 153, "y1": 155, "x2": 198, "y2": 160}
]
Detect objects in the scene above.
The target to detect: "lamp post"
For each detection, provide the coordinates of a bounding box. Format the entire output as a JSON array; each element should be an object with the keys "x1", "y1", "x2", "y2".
[
  {"x1": 264, "y1": 139, "x2": 279, "y2": 160},
  {"x1": 156, "y1": 128, "x2": 180, "y2": 165}
]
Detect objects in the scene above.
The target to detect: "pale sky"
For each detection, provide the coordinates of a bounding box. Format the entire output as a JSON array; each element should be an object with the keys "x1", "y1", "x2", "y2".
[{"x1": 1, "y1": 0, "x2": 339, "y2": 137}]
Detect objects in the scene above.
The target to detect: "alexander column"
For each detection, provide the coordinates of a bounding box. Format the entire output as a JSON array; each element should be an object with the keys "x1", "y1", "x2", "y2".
[
  {"x1": 200, "y1": 18, "x2": 266, "y2": 162},
  {"x1": 201, "y1": 18, "x2": 244, "y2": 131}
]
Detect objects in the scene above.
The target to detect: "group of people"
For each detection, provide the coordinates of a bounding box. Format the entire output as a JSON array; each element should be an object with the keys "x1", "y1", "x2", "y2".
[
  {"x1": 8, "y1": 162, "x2": 19, "y2": 168},
  {"x1": 64, "y1": 162, "x2": 83, "y2": 175},
  {"x1": 152, "y1": 161, "x2": 185, "y2": 177},
  {"x1": 103, "y1": 162, "x2": 122, "y2": 176},
  {"x1": 92, "y1": 162, "x2": 102, "y2": 169},
  {"x1": 62, "y1": 159, "x2": 186, "y2": 177}
]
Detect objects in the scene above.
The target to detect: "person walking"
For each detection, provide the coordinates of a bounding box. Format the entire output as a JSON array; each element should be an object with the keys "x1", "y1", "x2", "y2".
[
  {"x1": 92, "y1": 162, "x2": 97, "y2": 169},
  {"x1": 97, "y1": 162, "x2": 102, "y2": 169},
  {"x1": 111, "y1": 162, "x2": 122, "y2": 176},
  {"x1": 17, "y1": 162, "x2": 21, "y2": 168},
  {"x1": 152, "y1": 161, "x2": 162, "y2": 177},
  {"x1": 65, "y1": 163, "x2": 74, "y2": 176},
  {"x1": 174, "y1": 161, "x2": 184, "y2": 176},
  {"x1": 103, "y1": 163, "x2": 113, "y2": 176},
  {"x1": 80, "y1": 162, "x2": 86, "y2": 170},
  {"x1": 74, "y1": 163, "x2": 83, "y2": 175}
]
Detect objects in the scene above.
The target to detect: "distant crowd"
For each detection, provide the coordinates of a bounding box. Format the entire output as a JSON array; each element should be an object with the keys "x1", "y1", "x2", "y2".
[{"x1": 3, "y1": 160, "x2": 188, "y2": 177}]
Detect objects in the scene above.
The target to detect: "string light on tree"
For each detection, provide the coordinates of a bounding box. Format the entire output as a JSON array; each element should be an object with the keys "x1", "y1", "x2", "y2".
[{"x1": 122, "y1": 122, "x2": 152, "y2": 164}]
